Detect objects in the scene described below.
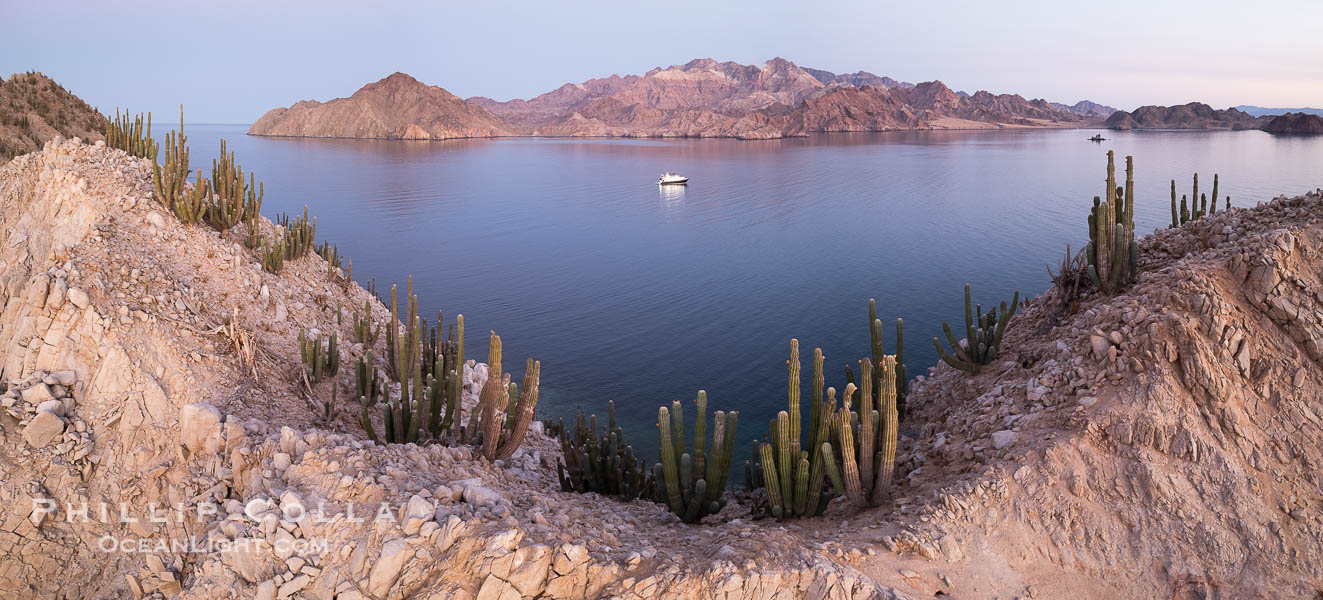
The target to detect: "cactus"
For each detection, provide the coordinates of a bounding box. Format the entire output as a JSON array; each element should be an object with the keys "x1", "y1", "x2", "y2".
[
  {"x1": 169, "y1": 169, "x2": 209, "y2": 225},
  {"x1": 819, "y1": 355, "x2": 900, "y2": 508},
  {"x1": 1226, "y1": 196, "x2": 1231, "y2": 211},
  {"x1": 655, "y1": 393, "x2": 738, "y2": 523},
  {"x1": 557, "y1": 401, "x2": 657, "y2": 501},
  {"x1": 868, "y1": 299, "x2": 908, "y2": 419},
  {"x1": 260, "y1": 235, "x2": 285, "y2": 274},
  {"x1": 316, "y1": 240, "x2": 343, "y2": 279},
  {"x1": 276, "y1": 208, "x2": 316, "y2": 260},
  {"x1": 1210, "y1": 174, "x2": 1219, "y2": 215},
  {"x1": 299, "y1": 330, "x2": 340, "y2": 385},
  {"x1": 460, "y1": 331, "x2": 541, "y2": 460},
  {"x1": 352, "y1": 301, "x2": 382, "y2": 346},
  {"x1": 152, "y1": 106, "x2": 190, "y2": 213},
  {"x1": 932, "y1": 283, "x2": 1019, "y2": 373},
  {"x1": 105, "y1": 109, "x2": 157, "y2": 160},
  {"x1": 1170, "y1": 180, "x2": 1179, "y2": 228},
  {"x1": 749, "y1": 340, "x2": 835, "y2": 519},
  {"x1": 1085, "y1": 151, "x2": 1138, "y2": 294}
]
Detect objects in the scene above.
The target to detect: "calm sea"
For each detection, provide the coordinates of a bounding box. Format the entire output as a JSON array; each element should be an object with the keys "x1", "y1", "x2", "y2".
[{"x1": 167, "y1": 126, "x2": 1323, "y2": 463}]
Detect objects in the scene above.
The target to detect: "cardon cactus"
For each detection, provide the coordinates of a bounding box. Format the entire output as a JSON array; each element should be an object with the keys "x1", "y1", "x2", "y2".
[
  {"x1": 751, "y1": 340, "x2": 833, "y2": 519},
  {"x1": 276, "y1": 208, "x2": 316, "y2": 259},
  {"x1": 152, "y1": 106, "x2": 191, "y2": 214},
  {"x1": 356, "y1": 352, "x2": 385, "y2": 443},
  {"x1": 205, "y1": 139, "x2": 249, "y2": 231},
  {"x1": 467, "y1": 331, "x2": 541, "y2": 460},
  {"x1": 352, "y1": 300, "x2": 382, "y2": 347},
  {"x1": 105, "y1": 109, "x2": 157, "y2": 160},
  {"x1": 655, "y1": 392, "x2": 738, "y2": 523},
  {"x1": 557, "y1": 401, "x2": 657, "y2": 501},
  {"x1": 932, "y1": 283, "x2": 1019, "y2": 373},
  {"x1": 1086, "y1": 151, "x2": 1137, "y2": 293},
  {"x1": 820, "y1": 355, "x2": 900, "y2": 508},
  {"x1": 298, "y1": 330, "x2": 340, "y2": 385},
  {"x1": 868, "y1": 299, "x2": 908, "y2": 419}
]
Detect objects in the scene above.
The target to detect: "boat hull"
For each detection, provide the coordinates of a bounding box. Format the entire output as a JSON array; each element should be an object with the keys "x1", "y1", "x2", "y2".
[{"x1": 658, "y1": 180, "x2": 688, "y2": 185}]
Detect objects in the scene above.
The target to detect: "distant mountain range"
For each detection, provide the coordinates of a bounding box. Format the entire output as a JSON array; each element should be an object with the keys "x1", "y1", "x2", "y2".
[
  {"x1": 1234, "y1": 105, "x2": 1323, "y2": 118},
  {"x1": 1104, "y1": 103, "x2": 1270, "y2": 130},
  {"x1": 250, "y1": 58, "x2": 1100, "y2": 140}
]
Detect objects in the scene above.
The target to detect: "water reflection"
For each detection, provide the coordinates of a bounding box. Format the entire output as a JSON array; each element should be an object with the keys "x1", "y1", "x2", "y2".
[{"x1": 658, "y1": 183, "x2": 685, "y2": 218}]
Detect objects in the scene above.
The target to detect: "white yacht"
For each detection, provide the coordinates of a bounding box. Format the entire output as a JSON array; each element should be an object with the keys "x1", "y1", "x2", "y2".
[{"x1": 657, "y1": 172, "x2": 689, "y2": 185}]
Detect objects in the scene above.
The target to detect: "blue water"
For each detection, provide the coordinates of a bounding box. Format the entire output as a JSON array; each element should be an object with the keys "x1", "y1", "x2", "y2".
[{"x1": 168, "y1": 126, "x2": 1323, "y2": 462}]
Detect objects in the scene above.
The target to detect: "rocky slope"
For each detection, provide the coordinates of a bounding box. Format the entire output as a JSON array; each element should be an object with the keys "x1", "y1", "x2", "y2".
[
  {"x1": 257, "y1": 59, "x2": 1089, "y2": 140},
  {"x1": 248, "y1": 73, "x2": 512, "y2": 140},
  {"x1": 0, "y1": 72, "x2": 105, "y2": 163},
  {"x1": 1104, "y1": 102, "x2": 1270, "y2": 130},
  {"x1": 1262, "y1": 112, "x2": 1323, "y2": 134},
  {"x1": 3, "y1": 139, "x2": 1323, "y2": 599}
]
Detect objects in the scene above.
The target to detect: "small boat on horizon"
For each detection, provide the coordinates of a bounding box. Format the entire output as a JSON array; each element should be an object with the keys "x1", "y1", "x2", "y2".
[
  {"x1": 1088, "y1": 134, "x2": 1106, "y2": 142},
  {"x1": 658, "y1": 173, "x2": 689, "y2": 185}
]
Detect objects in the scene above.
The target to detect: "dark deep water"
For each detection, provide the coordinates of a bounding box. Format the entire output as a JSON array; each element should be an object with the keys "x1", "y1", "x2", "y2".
[{"x1": 171, "y1": 126, "x2": 1323, "y2": 462}]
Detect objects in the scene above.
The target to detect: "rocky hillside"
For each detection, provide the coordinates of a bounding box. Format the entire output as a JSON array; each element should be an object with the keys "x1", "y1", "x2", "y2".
[
  {"x1": 256, "y1": 59, "x2": 1091, "y2": 140},
  {"x1": 0, "y1": 72, "x2": 105, "y2": 162},
  {"x1": 1262, "y1": 112, "x2": 1323, "y2": 134},
  {"x1": 3, "y1": 138, "x2": 1323, "y2": 599},
  {"x1": 248, "y1": 72, "x2": 513, "y2": 140},
  {"x1": 1105, "y1": 102, "x2": 1269, "y2": 130}
]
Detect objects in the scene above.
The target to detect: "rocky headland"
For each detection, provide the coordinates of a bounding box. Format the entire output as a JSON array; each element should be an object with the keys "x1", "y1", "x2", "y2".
[
  {"x1": 1262, "y1": 112, "x2": 1323, "y2": 134},
  {"x1": 250, "y1": 59, "x2": 1093, "y2": 140},
  {"x1": 247, "y1": 73, "x2": 512, "y2": 140},
  {"x1": 3, "y1": 136, "x2": 1323, "y2": 599}
]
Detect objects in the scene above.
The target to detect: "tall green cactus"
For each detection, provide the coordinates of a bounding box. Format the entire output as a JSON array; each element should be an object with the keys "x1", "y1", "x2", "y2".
[
  {"x1": 298, "y1": 330, "x2": 340, "y2": 385},
  {"x1": 152, "y1": 106, "x2": 189, "y2": 212},
  {"x1": 813, "y1": 354, "x2": 901, "y2": 508},
  {"x1": 751, "y1": 340, "x2": 834, "y2": 519},
  {"x1": 105, "y1": 109, "x2": 157, "y2": 160},
  {"x1": 655, "y1": 392, "x2": 737, "y2": 523},
  {"x1": 1085, "y1": 151, "x2": 1138, "y2": 294},
  {"x1": 276, "y1": 208, "x2": 316, "y2": 260},
  {"x1": 1169, "y1": 180, "x2": 1179, "y2": 228},
  {"x1": 352, "y1": 300, "x2": 382, "y2": 346},
  {"x1": 932, "y1": 283, "x2": 1019, "y2": 373},
  {"x1": 557, "y1": 401, "x2": 657, "y2": 501},
  {"x1": 868, "y1": 299, "x2": 908, "y2": 419}
]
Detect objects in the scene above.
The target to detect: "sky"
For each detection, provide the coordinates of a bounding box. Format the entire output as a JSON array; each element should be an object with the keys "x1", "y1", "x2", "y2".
[{"x1": 4, "y1": 0, "x2": 1321, "y2": 123}]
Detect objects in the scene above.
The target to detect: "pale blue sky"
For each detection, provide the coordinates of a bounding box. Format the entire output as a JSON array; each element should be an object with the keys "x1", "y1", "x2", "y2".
[{"x1": 5, "y1": 0, "x2": 1321, "y2": 123}]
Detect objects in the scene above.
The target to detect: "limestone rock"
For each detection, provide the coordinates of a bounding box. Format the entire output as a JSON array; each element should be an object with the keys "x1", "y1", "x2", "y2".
[{"x1": 22, "y1": 409, "x2": 66, "y2": 447}]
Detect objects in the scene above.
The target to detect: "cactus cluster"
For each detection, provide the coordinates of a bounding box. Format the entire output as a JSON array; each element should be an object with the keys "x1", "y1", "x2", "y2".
[
  {"x1": 556, "y1": 401, "x2": 657, "y2": 501},
  {"x1": 205, "y1": 140, "x2": 263, "y2": 232},
  {"x1": 105, "y1": 109, "x2": 157, "y2": 160},
  {"x1": 823, "y1": 354, "x2": 900, "y2": 508},
  {"x1": 151, "y1": 108, "x2": 211, "y2": 225},
  {"x1": 868, "y1": 300, "x2": 907, "y2": 418},
  {"x1": 352, "y1": 300, "x2": 382, "y2": 346},
  {"x1": 299, "y1": 330, "x2": 340, "y2": 384},
  {"x1": 316, "y1": 240, "x2": 344, "y2": 279},
  {"x1": 260, "y1": 236, "x2": 285, "y2": 274},
  {"x1": 468, "y1": 331, "x2": 542, "y2": 461},
  {"x1": 747, "y1": 338, "x2": 905, "y2": 519},
  {"x1": 748, "y1": 340, "x2": 833, "y2": 518},
  {"x1": 655, "y1": 392, "x2": 738, "y2": 522},
  {"x1": 932, "y1": 283, "x2": 1019, "y2": 373},
  {"x1": 1170, "y1": 173, "x2": 1226, "y2": 227},
  {"x1": 1086, "y1": 151, "x2": 1137, "y2": 293},
  {"x1": 276, "y1": 208, "x2": 316, "y2": 260}
]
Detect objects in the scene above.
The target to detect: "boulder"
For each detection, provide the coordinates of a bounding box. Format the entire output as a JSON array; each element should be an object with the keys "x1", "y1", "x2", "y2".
[
  {"x1": 180, "y1": 403, "x2": 223, "y2": 453},
  {"x1": 22, "y1": 410, "x2": 66, "y2": 447}
]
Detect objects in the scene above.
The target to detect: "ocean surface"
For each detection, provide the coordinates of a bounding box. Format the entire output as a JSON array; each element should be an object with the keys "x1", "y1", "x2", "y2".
[{"x1": 168, "y1": 125, "x2": 1323, "y2": 463}]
